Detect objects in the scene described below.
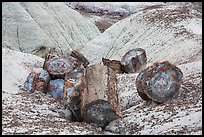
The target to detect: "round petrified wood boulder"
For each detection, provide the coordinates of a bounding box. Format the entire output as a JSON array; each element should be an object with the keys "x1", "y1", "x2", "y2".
[
  {"x1": 136, "y1": 61, "x2": 183, "y2": 103},
  {"x1": 44, "y1": 57, "x2": 77, "y2": 79}
]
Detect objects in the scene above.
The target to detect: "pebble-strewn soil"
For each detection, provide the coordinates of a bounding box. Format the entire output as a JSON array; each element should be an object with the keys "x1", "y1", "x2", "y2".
[{"x1": 2, "y1": 48, "x2": 202, "y2": 135}]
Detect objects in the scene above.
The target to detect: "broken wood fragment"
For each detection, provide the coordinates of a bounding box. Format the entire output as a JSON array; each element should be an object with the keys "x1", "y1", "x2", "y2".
[
  {"x1": 70, "y1": 50, "x2": 90, "y2": 68},
  {"x1": 102, "y1": 57, "x2": 124, "y2": 73}
]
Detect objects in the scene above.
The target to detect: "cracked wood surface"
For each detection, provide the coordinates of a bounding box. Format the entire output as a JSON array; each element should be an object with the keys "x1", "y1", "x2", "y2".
[{"x1": 80, "y1": 64, "x2": 122, "y2": 117}]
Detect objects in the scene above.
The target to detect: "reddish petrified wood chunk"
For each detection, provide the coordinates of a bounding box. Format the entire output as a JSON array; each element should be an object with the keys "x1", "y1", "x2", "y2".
[
  {"x1": 44, "y1": 57, "x2": 76, "y2": 79},
  {"x1": 35, "y1": 70, "x2": 51, "y2": 93}
]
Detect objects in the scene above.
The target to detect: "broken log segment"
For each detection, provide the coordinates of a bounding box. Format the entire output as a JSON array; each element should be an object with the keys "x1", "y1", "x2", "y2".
[
  {"x1": 80, "y1": 64, "x2": 122, "y2": 121},
  {"x1": 136, "y1": 61, "x2": 183, "y2": 103},
  {"x1": 63, "y1": 66, "x2": 86, "y2": 122},
  {"x1": 121, "y1": 48, "x2": 147, "y2": 73}
]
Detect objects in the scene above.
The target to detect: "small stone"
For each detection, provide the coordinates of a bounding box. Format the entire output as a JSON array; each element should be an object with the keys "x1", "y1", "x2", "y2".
[{"x1": 38, "y1": 70, "x2": 50, "y2": 83}]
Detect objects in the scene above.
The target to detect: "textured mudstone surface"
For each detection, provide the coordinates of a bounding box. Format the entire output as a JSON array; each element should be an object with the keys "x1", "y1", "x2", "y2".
[{"x1": 81, "y1": 6, "x2": 202, "y2": 66}]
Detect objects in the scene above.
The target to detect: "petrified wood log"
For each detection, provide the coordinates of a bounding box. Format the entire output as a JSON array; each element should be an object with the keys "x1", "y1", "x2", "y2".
[
  {"x1": 136, "y1": 61, "x2": 183, "y2": 103},
  {"x1": 80, "y1": 64, "x2": 122, "y2": 124},
  {"x1": 121, "y1": 48, "x2": 147, "y2": 73},
  {"x1": 63, "y1": 67, "x2": 85, "y2": 122}
]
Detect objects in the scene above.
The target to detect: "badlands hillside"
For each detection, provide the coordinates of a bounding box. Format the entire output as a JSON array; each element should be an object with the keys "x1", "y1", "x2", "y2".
[
  {"x1": 79, "y1": 4, "x2": 202, "y2": 66},
  {"x1": 2, "y1": 2, "x2": 202, "y2": 135},
  {"x1": 2, "y1": 2, "x2": 101, "y2": 57}
]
